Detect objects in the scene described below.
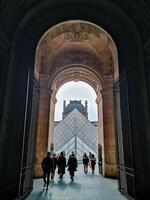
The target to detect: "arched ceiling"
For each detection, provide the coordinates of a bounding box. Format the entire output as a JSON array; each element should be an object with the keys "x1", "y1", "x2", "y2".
[
  {"x1": 51, "y1": 66, "x2": 102, "y2": 95},
  {"x1": 38, "y1": 20, "x2": 112, "y2": 43},
  {"x1": 35, "y1": 20, "x2": 118, "y2": 91}
]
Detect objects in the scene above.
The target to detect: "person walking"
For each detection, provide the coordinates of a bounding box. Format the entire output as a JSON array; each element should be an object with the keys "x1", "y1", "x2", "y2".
[
  {"x1": 51, "y1": 153, "x2": 58, "y2": 180},
  {"x1": 82, "y1": 153, "x2": 89, "y2": 174},
  {"x1": 57, "y1": 152, "x2": 66, "y2": 180},
  {"x1": 41, "y1": 152, "x2": 52, "y2": 190},
  {"x1": 67, "y1": 152, "x2": 78, "y2": 181},
  {"x1": 90, "y1": 154, "x2": 96, "y2": 174},
  {"x1": 89, "y1": 152, "x2": 92, "y2": 168}
]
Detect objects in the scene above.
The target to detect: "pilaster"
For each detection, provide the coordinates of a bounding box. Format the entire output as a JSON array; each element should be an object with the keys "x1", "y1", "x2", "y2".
[
  {"x1": 102, "y1": 87, "x2": 117, "y2": 177},
  {"x1": 48, "y1": 91, "x2": 57, "y2": 151},
  {"x1": 34, "y1": 74, "x2": 51, "y2": 177}
]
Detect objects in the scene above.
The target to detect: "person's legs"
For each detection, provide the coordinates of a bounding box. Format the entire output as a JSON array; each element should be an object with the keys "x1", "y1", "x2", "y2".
[
  {"x1": 70, "y1": 170, "x2": 74, "y2": 181},
  {"x1": 92, "y1": 165, "x2": 95, "y2": 174},
  {"x1": 58, "y1": 167, "x2": 63, "y2": 180},
  {"x1": 85, "y1": 164, "x2": 88, "y2": 173},
  {"x1": 59, "y1": 170, "x2": 63, "y2": 180},
  {"x1": 72, "y1": 171, "x2": 74, "y2": 177},
  {"x1": 84, "y1": 165, "x2": 86, "y2": 173},
  {"x1": 46, "y1": 171, "x2": 50, "y2": 189},
  {"x1": 93, "y1": 165, "x2": 95, "y2": 173},
  {"x1": 60, "y1": 173, "x2": 63, "y2": 180},
  {"x1": 51, "y1": 170, "x2": 55, "y2": 180},
  {"x1": 43, "y1": 171, "x2": 47, "y2": 187}
]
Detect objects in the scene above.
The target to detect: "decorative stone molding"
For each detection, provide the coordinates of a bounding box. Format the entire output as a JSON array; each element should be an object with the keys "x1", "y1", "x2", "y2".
[
  {"x1": 64, "y1": 31, "x2": 90, "y2": 42},
  {"x1": 96, "y1": 92, "x2": 102, "y2": 104},
  {"x1": 51, "y1": 66, "x2": 102, "y2": 94},
  {"x1": 44, "y1": 20, "x2": 109, "y2": 42},
  {"x1": 52, "y1": 49, "x2": 102, "y2": 70}
]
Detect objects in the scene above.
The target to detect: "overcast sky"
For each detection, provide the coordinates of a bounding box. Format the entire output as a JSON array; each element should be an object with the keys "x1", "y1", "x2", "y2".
[{"x1": 55, "y1": 81, "x2": 98, "y2": 121}]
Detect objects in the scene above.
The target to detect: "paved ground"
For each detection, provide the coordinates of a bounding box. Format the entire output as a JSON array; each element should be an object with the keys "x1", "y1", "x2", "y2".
[{"x1": 25, "y1": 165, "x2": 126, "y2": 200}]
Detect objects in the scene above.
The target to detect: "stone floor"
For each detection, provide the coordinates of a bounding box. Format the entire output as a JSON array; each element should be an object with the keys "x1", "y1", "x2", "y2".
[{"x1": 25, "y1": 165, "x2": 126, "y2": 200}]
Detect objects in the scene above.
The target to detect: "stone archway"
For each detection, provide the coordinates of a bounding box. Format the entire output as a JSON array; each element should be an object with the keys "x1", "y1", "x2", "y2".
[
  {"x1": 1, "y1": 1, "x2": 148, "y2": 199},
  {"x1": 34, "y1": 20, "x2": 118, "y2": 178}
]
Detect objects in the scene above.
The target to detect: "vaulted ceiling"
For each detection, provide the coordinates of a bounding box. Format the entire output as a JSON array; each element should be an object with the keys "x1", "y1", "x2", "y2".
[{"x1": 35, "y1": 20, "x2": 117, "y2": 94}]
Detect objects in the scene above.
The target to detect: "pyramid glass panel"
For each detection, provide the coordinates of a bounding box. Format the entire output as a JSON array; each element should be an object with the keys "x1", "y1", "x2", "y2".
[{"x1": 54, "y1": 109, "x2": 98, "y2": 160}]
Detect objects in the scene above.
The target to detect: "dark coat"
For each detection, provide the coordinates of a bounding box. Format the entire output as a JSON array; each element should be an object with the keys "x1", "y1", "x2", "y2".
[
  {"x1": 57, "y1": 155, "x2": 66, "y2": 174},
  {"x1": 90, "y1": 157, "x2": 96, "y2": 169},
  {"x1": 51, "y1": 157, "x2": 58, "y2": 171},
  {"x1": 41, "y1": 156, "x2": 52, "y2": 172},
  {"x1": 67, "y1": 156, "x2": 77, "y2": 172},
  {"x1": 83, "y1": 156, "x2": 89, "y2": 165}
]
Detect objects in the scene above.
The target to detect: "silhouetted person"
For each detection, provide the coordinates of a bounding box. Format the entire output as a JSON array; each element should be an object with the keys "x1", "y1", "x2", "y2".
[
  {"x1": 82, "y1": 153, "x2": 89, "y2": 174},
  {"x1": 41, "y1": 152, "x2": 52, "y2": 189},
  {"x1": 90, "y1": 154, "x2": 96, "y2": 174},
  {"x1": 89, "y1": 152, "x2": 92, "y2": 168},
  {"x1": 57, "y1": 152, "x2": 66, "y2": 180},
  {"x1": 69, "y1": 151, "x2": 74, "y2": 158},
  {"x1": 63, "y1": 151, "x2": 66, "y2": 157},
  {"x1": 67, "y1": 153, "x2": 77, "y2": 181},
  {"x1": 51, "y1": 153, "x2": 58, "y2": 180},
  {"x1": 89, "y1": 152, "x2": 92, "y2": 159}
]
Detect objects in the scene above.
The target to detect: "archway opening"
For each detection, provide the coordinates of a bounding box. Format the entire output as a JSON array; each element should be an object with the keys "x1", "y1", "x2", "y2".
[
  {"x1": 55, "y1": 81, "x2": 97, "y2": 121},
  {"x1": 34, "y1": 20, "x2": 119, "y2": 180},
  {"x1": 53, "y1": 81, "x2": 98, "y2": 162}
]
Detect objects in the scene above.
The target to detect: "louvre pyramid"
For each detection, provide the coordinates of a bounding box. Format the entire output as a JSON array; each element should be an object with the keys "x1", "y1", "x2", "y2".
[{"x1": 54, "y1": 109, "x2": 98, "y2": 156}]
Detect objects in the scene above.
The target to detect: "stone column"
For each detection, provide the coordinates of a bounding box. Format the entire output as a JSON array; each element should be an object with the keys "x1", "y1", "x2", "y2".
[
  {"x1": 102, "y1": 77, "x2": 117, "y2": 178},
  {"x1": 96, "y1": 91, "x2": 103, "y2": 174},
  {"x1": 96, "y1": 91, "x2": 103, "y2": 144},
  {"x1": 48, "y1": 92, "x2": 57, "y2": 152},
  {"x1": 34, "y1": 74, "x2": 51, "y2": 177}
]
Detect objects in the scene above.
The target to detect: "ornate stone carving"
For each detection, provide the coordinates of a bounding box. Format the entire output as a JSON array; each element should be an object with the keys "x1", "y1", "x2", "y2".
[
  {"x1": 63, "y1": 22, "x2": 105, "y2": 42},
  {"x1": 52, "y1": 49, "x2": 101, "y2": 69},
  {"x1": 51, "y1": 66, "x2": 102, "y2": 93},
  {"x1": 64, "y1": 31, "x2": 90, "y2": 42}
]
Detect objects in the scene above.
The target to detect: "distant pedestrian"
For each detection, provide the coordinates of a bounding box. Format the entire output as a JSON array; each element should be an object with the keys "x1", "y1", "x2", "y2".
[
  {"x1": 89, "y1": 152, "x2": 92, "y2": 159},
  {"x1": 57, "y1": 152, "x2": 66, "y2": 180},
  {"x1": 51, "y1": 153, "x2": 58, "y2": 180},
  {"x1": 82, "y1": 153, "x2": 89, "y2": 174},
  {"x1": 67, "y1": 152, "x2": 78, "y2": 181},
  {"x1": 89, "y1": 152, "x2": 92, "y2": 168},
  {"x1": 41, "y1": 152, "x2": 52, "y2": 190},
  {"x1": 90, "y1": 154, "x2": 96, "y2": 174}
]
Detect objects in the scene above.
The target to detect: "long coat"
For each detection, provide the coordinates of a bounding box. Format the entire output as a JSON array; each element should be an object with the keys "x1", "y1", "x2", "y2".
[
  {"x1": 41, "y1": 156, "x2": 52, "y2": 172},
  {"x1": 83, "y1": 156, "x2": 89, "y2": 165},
  {"x1": 57, "y1": 155, "x2": 66, "y2": 175},
  {"x1": 67, "y1": 156, "x2": 77, "y2": 172}
]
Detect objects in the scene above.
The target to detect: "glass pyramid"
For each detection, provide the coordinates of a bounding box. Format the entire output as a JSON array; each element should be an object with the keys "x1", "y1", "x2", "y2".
[{"x1": 54, "y1": 109, "x2": 98, "y2": 161}]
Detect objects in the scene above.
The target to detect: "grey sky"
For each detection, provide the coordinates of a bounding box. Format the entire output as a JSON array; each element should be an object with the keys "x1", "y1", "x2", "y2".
[{"x1": 55, "y1": 81, "x2": 98, "y2": 121}]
